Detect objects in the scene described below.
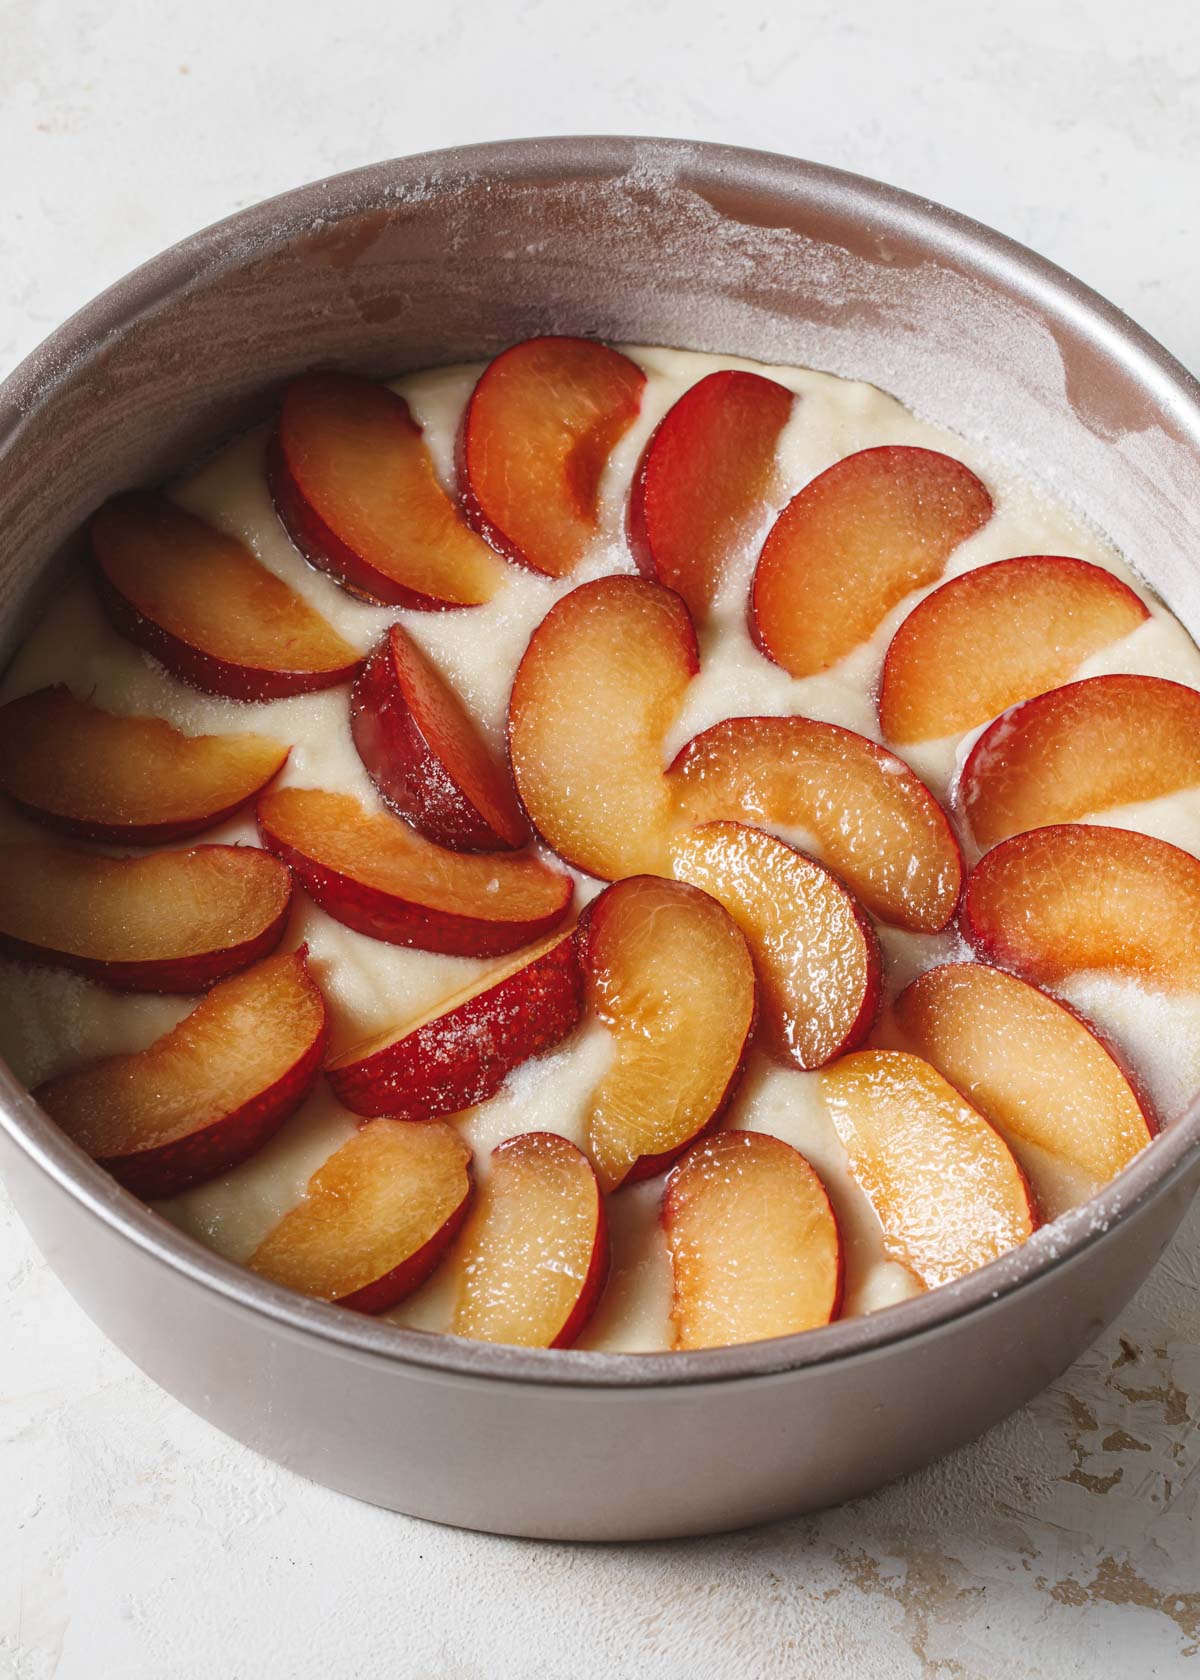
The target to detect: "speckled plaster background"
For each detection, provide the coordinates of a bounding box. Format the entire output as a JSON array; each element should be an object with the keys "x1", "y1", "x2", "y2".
[{"x1": 2, "y1": 2, "x2": 1199, "y2": 1675}]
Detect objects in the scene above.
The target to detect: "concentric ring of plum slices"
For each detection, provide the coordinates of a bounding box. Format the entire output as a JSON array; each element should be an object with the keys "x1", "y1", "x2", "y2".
[{"x1": 2, "y1": 337, "x2": 1196, "y2": 1354}]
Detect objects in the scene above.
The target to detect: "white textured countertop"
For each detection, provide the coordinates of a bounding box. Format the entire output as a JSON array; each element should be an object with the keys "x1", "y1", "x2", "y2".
[{"x1": 2, "y1": 3, "x2": 1198, "y2": 1675}]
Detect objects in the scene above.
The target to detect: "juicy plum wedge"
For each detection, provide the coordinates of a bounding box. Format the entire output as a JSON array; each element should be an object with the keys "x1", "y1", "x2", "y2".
[
  {"x1": 879, "y1": 555, "x2": 1149, "y2": 745},
  {"x1": 508, "y1": 576, "x2": 699, "y2": 879},
  {"x1": 820, "y1": 1051, "x2": 1036, "y2": 1289},
  {"x1": 962, "y1": 823, "x2": 1200, "y2": 992},
  {"x1": 751, "y1": 446, "x2": 992, "y2": 677},
  {"x1": 38, "y1": 950, "x2": 327, "y2": 1198},
  {"x1": 670, "y1": 821, "x2": 881, "y2": 1069},
  {"x1": 459, "y1": 335, "x2": 646, "y2": 577},
  {"x1": 270, "y1": 371, "x2": 505, "y2": 608},
  {"x1": 0, "y1": 686, "x2": 289, "y2": 844},
  {"x1": 895, "y1": 963, "x2": 1155, "y2": 1199},
  {"x1": 669, "y1": 714, "x2": 962, "y2": 931},
  {"x1": 351, "y1": 624, "x2": 527, "y2": 851},
  {"x1": 627, "y1": 369, "x2": 794, "y2": 620},
  {"x1": 247, "y1": 1119, "x2": 473, "y2": 1313},
  {"x1": 663, "y1": 1131, "x2": 843, "y2": 1350},
  {"x1": 257, "y1": 787, "x2": 572, "y2": 957},
  {"x1": 451, "y1": 1132, "x2": 608, "y2": 1349},
  {"x1": 0, "y1": 841, "x2": 292, "y2": 992},
  {"x1": 960, "y1": 674, "x2": 1200, "y2": 849},
  {"x1": 581, "y1": 875, "x2": 757, "y2": 1192},
  {"x1": 326, "y1": 931, "x2": 583, "y2": 1120},
  {"x1": 91, "y1": 492, "x2": 359, "y2": 700}
]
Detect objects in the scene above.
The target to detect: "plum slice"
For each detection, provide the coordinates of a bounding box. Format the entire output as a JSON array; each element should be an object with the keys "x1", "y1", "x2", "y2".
[
  {"x1": 459, "y1": 335, "x2": 645, "y2": 577},
  {"x1": 879, "y1": 554, "x2": 1148, "y2": 745},
  {"x1": 39, "y1": 949, "x2": 327, "y2": 1198},
  {"x1": 0, "y1": 840, "x2": 292, "y2": 992},
  {"x1": 326, "y1": 931, "x2": 582, "y2": 1119},
  {"x1": 508, "y1": 576, "x2": 698, "y2": 879},
  {"x1": 751, "y1": 446, "x2": 991, "y2": 676},
  {"x1": 670, "y1": 821, "x2": 881, "y2": 1069},
  {"x1": 960, "y1": 674, "x2": 1200, "y2": 848},
  {"x1": 92, "y1": 492, "x2": 359, "y2": 700},
  {"x1": 451, "y1": 1132, "x2": 608, "y2": 1349},
  {"x1": 820, "y1": 1051, "x2": 1036, "y2": 1289},
  {"x1": 271, "y1": 371, "x2": 506, "y2": 608},
  {"x1": 257, "y1": 787, "x2": 572, "y2": 958},
  {"x1": 664, "y1": 1131, "x2": 842, "y2": 1350},
  {"x1": 0, "y1": 686, "x2": 288, "y2": 844},
  {"x1": 581, "y1": 874, "x2": 757, "y2": 1192},
  {"x1": 248, "y1": 1120, "x2": 473, "y2": 1313},
  {"x1": 351, "y1": 624, "x2": 527, "y2": 851},
  {"x1": 627, "y1": 369, "x2": 793, "y2": 620}
]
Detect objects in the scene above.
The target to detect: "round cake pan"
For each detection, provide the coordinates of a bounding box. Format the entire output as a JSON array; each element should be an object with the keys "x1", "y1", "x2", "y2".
[{"x1": 1, "y1": 137, "x2": 1198, "y2": 1540}]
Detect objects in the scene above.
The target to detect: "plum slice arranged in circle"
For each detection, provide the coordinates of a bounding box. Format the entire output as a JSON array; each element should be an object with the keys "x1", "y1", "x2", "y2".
[
  {"x1": 580, "y1": 874, "x2": 757, "y2": 1193},
  {"x1": 894, "y1": 962, "x2": 1155, "y2": 1209},
  {"x1": 627, "y1": 368, "x2": 794, "y2": 621},
  {"x1": 351, "y1": 624, "x2": 527, "y2": 852},
  {"x1": 248, "y1": 1120, "x2": 473, "y2": 1314},
  {"x1": 663, "y1": 1131, "x2": 843, "y2": 1350},
  {"x1": 91, "y1": 492, "x2": 360, "y2": 700},
  {"x1": 0, "y1": 686, "x2": 289, "y2": 845},
  {"x1": 271, "y1": 371, "x2": 506, "y2": 609},
  {"x1": 326, "y1": 930, "x2": 583, "y2": 1121},
  {"x1": 670, "y1": 821, "x2": 881, "y2": 1070},
  {"x1": 257, "y1": 787, "x2": 572, "y2": 958},
  {"x1": 751, "y1": 446, "x2": 992, "y2": 678},
  {"x1": 451, "y1": 1132, "x2": 609, "y2": 1350},
  {"x1": 959, "y1": 674, "x2": 1200, "y2": 849},
  {"x1": 879, "y1": 554, "x2": 1148, "y2": 746},
  {"x1": 820, "y1": 1050, "x2": 1036, "y2": 1289},
  {"x1": 459, "y1": 336, "x2": 646, "y2": 578},
  {"x1": 0, "y1": 840, "x2": 292, "y2": 992},
  {"x1": 39, "y1": 950, "x2": 327, "y2": 1199},
  {"x1": 509, "y1": 575, "x2": 699, "y2": 880},
  {"x1": 962, "y1": 823, "x2": 1200, "y2": 993}
]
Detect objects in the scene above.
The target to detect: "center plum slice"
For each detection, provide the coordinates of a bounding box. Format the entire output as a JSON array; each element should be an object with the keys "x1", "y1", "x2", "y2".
[
  {"x1": 670, "y1": 821, "x2": 881, "y2": 1069},
  {"x1": 663, "y1": 1131, "x2": 843, "y2": 1350},
  {"x1": 668, "y1": 714, "x2": 961, "y2": 931},
  {"x1": 451, "y1": 1132, "x2": 609, "y2": 1349},
  {"x1": 580, "y1": 875, "x2": 757, "y2": 1192},
  {"x1": 257, "y1": 788, "x2": 573, "y2": 959},
  {"x1": 751, "y1": 446, "x2": 992, "y2": 677},
  {"x1": 508, "y1": 575, "x2": 699, "y2": 880}
]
